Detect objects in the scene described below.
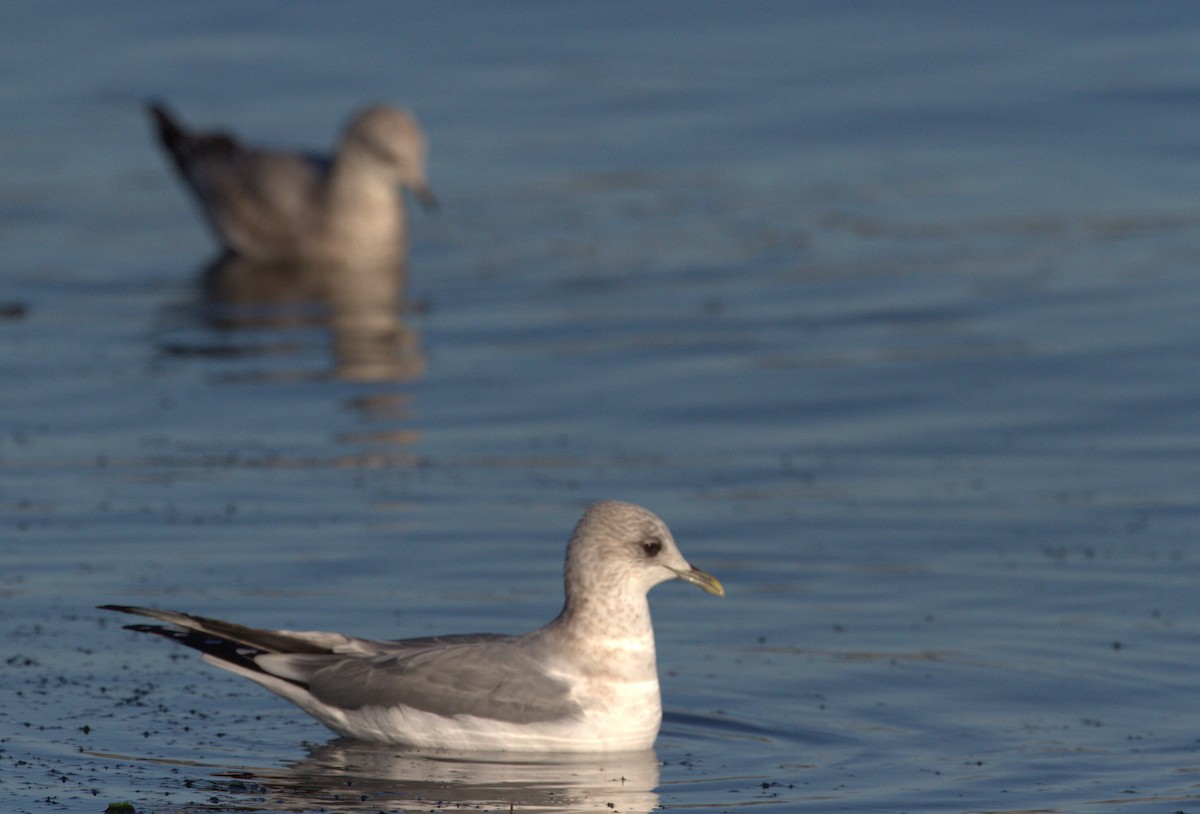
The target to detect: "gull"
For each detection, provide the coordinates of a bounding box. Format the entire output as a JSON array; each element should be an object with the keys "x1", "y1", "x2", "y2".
[
  {"x1": 100, "y1": 501, "x2": 724, "y2": 752},
  {"x1": 148, "y1": 101, "x2": 436, "y2": 267}
]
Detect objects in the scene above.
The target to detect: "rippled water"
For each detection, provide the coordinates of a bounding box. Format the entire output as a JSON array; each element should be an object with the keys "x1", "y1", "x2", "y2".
[{"x1": 4, "y1": 3, "x2": 1200, "y2": 813}]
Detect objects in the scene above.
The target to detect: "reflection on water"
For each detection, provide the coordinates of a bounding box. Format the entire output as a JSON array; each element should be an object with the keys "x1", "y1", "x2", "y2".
[
  {"x1": 200, "y1": 740, "x2": 660, "y2": 813},
  {"x1": 171, "y1": 252, "x2": 425, "y2": 383}
]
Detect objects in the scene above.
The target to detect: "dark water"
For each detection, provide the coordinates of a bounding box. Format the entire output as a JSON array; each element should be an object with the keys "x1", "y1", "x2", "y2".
[{"x1": 4, "y1": 2, "x2": 1200, "y2": 812}]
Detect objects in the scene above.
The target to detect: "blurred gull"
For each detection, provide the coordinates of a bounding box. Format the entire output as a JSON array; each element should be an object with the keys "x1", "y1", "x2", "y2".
[
  {"x1": 101, "y1": 501, "x2": 723, "y2": 752},
  {"x1": 148, "y1": 101, "x2": 436, "y2": 266}
]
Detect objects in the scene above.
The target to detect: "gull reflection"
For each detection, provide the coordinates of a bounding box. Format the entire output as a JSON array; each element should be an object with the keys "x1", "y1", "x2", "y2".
[
  {"x1": 212, "y1": 739, "x2": 661, "y2": 814},
  {"x1": 201, "y1": 253, "x2": 425, "y2": 383}
]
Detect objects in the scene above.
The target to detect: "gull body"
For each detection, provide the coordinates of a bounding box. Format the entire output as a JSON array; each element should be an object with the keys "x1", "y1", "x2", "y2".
[
  {"x1": 148, "y1": 102, "x2": 435, "y2": 267},
  {"x1": 102, "y1": 501, "x2": 723, "y2": 752}
]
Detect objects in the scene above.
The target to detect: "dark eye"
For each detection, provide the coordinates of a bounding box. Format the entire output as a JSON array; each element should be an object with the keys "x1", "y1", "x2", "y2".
[{"x1": 641, "y1": 537, "x2": 663, "y2": 557}]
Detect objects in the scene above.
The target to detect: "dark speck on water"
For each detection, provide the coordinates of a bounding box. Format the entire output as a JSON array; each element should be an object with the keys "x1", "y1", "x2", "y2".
[{"x1": 4, "y1": 2, "x2": 1200, "y2": 813}]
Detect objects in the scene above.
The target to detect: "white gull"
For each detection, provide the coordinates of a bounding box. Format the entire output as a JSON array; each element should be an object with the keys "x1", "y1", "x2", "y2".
[
  {"x1": 148, "y1": 101, "x2": 436, "y2": 267},
  {"x1": 101, "y1": 501, "x2": 723, "y2": 752}
]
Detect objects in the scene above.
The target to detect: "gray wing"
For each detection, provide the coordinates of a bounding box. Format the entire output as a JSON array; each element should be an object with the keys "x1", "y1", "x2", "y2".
[
  {"x1": 148, "y1": 102, "x2": 324, "y2": 259},
  {"x1": 101, "y1": 605, "x2": 580, "y2": 725},
  {"x1": 298, "y1": 636, "x2": 582, "y2": 725},
  {"x1": 187, "y1": 148, "x2": 324, "y2": 260}
]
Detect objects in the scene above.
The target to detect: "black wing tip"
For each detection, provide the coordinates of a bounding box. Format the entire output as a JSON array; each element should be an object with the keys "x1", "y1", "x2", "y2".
[
  {"x1": 146, "y1": 101, "x2": 183, "y2": 141},
  {"x1": 99, "y1": 605, "x2": 195, "y2": 631},
  {"x1": 144, "y1": 105, "x2": 240, "y2": 170},
  {"x1": 122, "y1": 622, "x2": 172, "y2": 635},
  {"x1": 99, "y1": 603, "x2": 169, "y2": 617},
  {"x1": 113, "y1": 621, "x2": 307, "y2": 689},
  {"x1": 145, "y1": 98, "x2": 171, "y2": 118},
  {"x1": 98, "y1": 603, "x2": 149, "y2": 616}
]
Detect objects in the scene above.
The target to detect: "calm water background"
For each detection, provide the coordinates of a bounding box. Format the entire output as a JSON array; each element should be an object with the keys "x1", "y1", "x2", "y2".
[{"x1": 4, "y1": 2, "x2": 1200, "y2": 812}]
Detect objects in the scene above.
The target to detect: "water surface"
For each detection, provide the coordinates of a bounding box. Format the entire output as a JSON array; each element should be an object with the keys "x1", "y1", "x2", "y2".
[{"x1": 3, "y1": 3, "x2": 1200, "y2": 812}]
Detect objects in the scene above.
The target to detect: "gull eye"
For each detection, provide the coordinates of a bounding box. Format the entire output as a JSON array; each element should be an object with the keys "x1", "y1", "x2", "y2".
[{"x1": 641, "y1": 536, "x2": 663, "y2": 558}]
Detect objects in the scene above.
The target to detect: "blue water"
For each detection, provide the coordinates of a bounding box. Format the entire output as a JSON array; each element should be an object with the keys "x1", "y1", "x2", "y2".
[{"x1": 4, "y1": 2, "x2": 1200, "y2": 812}]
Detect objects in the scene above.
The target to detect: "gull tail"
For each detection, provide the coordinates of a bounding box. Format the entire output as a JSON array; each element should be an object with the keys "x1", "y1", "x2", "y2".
[
  {"x1": 147, "y1": 102, "x2": 186, "y2": 150},
  {"x1": 99, "y1": 604, "x2": 337, "y2": 684}
]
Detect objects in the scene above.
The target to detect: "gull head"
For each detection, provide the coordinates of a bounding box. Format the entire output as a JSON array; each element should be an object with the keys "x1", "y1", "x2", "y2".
[
  {"x1": 341, "y1": 105, "x2": 437, "y2": 209},
  {"x1": 565, "y1": 501, "x2": 724, "y2": 600}
]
